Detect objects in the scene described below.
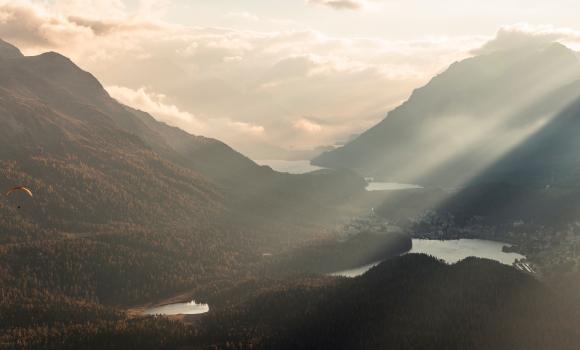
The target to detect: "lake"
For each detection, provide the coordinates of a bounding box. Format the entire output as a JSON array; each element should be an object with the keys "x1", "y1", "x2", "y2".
[
  {"x1": 366, "y1": 182, "x2": 423, "y2": 191},
  {"x1": 144, "y1": 301, "x2": 209, "y2": 316},
  {"x1": 144, "y1": 240, "x2": 526, "y2": 313},
  {"x1": 331, "y1": 239, "x2": 525, "y2": 277},
  {"x1": 256, "y1": 159, "x2": 422, "y2": 191},
  {"x1": 256, "y1": 159, "x2": 323, "y2": 174},
  {"x1": 409, "y1": 239, "x2": 525, "y2": 265}
]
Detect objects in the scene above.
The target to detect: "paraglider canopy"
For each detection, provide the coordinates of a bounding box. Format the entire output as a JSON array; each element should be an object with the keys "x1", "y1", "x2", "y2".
[
  {"x1": 5, "y1": 186, "x2": 33, "y2": 208},
  {"x1": 6, "y1": 186, "x2": 33, "y2": 198}
]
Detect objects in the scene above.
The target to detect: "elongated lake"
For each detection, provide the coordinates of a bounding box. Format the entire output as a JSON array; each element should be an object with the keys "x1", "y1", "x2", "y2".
[
  {"x1": 331, "y1": 239, "x2": 525, "y2": 277},
  {"x1": 410, "y1": 239, "x2": 524, "y2": 265},
  {"x1": 256, "y1": 160, "x2": 323, "y2": 174}
]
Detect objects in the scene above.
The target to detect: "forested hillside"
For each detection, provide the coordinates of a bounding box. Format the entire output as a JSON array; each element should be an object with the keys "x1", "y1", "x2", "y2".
[
  {"x1": 196, "y1": 255, "x2": 580, "y2": 350},
  {"x1": 7, "y1": 255, "x2": 579, "y2": 350},
  {"x1": 0, "y1": 39, "x2": 369, "y2": 349}
]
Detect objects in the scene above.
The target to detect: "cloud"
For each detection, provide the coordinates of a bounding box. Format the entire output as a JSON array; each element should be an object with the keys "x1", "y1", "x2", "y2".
[
  {"x1": 106, "y1": 85, "x2": 204, "y2": 127},
  {"x1": 475, "y1": 23, "x2": 580, "y2": 55},
  {"x1": 225, "y1": 11, "x2": 260, "y2": 22},
  {"x1": 306, "y1": 0, "x2": 367, "y2": 10},
  {"x1": 0, "y1": 0, "x2": 166, "y2": 50},
  {"x1": 66, "y1": 16, "x2": 164, "y2": 36},
  {"x1": 0, "y1": 0, "x2": 486, "y2": 159},
  {"x1": 52, "y1": 0, "x2": 128, "y2": 19},
  {"x1": 107, "y1": 85, "x2": 265, "y2": 143},
  {"x1": 294, "y1": 118, "x2": 323, "y2": 133},
  {"x1": 230, "y1": 121, "x2": 265, "y2": 135}
]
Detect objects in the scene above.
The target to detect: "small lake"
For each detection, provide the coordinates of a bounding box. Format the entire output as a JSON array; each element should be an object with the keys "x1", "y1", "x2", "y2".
[
  {"x1": 256, "y1": 159, "x2": 323, "y2": 174},
  {"x1": 366, "y1": 182, "x2": 423, "y2": 191},
  {"x1": 331, "y1": 239, "x2": 525, "y2": 277},
  {"x1": 256, "y1": 160, "x2": 422, "y2": 192},
  {"x1": 144, "y1": 301, "x2": 209, "y2": 316}
]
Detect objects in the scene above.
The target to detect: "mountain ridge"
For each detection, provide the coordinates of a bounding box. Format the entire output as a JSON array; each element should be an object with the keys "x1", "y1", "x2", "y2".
[
  {"x1": 313, "y1": 43, "x2": 580, "y2": 187},
  {"x1": 0, "y1": 39, "x2": 368, "y2": 312},
  {"x1": 0, "y1": 38, "x2": 23, "y2": 59}
]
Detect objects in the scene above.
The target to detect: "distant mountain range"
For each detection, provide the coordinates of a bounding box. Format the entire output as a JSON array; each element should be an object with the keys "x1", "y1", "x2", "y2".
[{"x1": 313, "y1": 43, "x2": 580, "y2": 188}]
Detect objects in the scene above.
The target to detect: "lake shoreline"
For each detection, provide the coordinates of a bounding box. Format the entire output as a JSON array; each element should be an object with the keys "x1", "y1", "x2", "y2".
[
  {"x1": 330, "y1": 237, "x2": 527, "y2": 277},
  {"x1": 136, "y1": 236, "x2": 529, "y2": 318},
  {"x1": 126, "y1": 291, "x2": 202, "y2": 318}
]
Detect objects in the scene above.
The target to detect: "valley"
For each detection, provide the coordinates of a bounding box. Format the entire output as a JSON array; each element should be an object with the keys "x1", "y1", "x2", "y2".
[{"x1": 3, "y1": 31, "x2": 580, "y2": 350}]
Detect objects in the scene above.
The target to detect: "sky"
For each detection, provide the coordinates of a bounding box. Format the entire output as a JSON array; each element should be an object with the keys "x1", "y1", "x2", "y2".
[{"x1": 1, "y1": 0, "x2": 580, "y2": 159}]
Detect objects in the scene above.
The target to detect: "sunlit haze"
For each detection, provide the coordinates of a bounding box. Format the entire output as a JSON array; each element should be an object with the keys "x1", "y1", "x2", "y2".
[
  {"x1": 5, "y1": 1, "x2": 580, "y2": 349},
  {"x1": 2, "y1": 0, "x2": 580, "y2": 159}
]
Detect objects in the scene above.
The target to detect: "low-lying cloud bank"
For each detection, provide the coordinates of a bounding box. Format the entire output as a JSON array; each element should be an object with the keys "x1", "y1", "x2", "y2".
[{"x1": 1, "y1": 1, "x2": 579, "y2": 159}]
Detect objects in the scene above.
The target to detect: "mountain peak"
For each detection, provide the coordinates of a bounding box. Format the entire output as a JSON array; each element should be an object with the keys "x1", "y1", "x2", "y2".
[
  {"x1": 37, "y1": 51, "x2": 73, "y2": 62},
  {"x1": 313, "y1": 43, "x2": 580, "y2": 186},
  {"x1": 543, "y1": 42, "x2": 577, "y2": 59},
  {"x1": 0, "y1": 39, "x2": 23, "y2": 59}
]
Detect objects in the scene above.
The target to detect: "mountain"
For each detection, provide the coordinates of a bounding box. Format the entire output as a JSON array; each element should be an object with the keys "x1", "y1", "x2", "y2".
[
  {"x1": 0, "y1": 38, "x2": 270, "y2": 188},
  {"x1": 313, "y1": 43, "x2": 580, "y2": 187},
  {"x1": 0, "y1": 43, "x2": 226, "y2": 230},
  {"x1": 0, "y1": 38, "x2": 366, "y2": 230},
  {"x1": 377, "y1": 80, "x2": 580, "y2": 226},
  {"x1": 0, "y1": 39, "x2": 23, "y2": 59},
  {"x1": 431, "y1": 86, "x2": 580, "y2": 226},
  {"x1": 197, "y1": 254, "x2": 580, "y2": 350},
  {"x1": 0, "y1": 37, "x2": 367, "y2": 315},
  {"x1": 0, "y1": 39, "x2": 373, "y2": 349},
  {"x1": 465, "y1": 83, "x2": 580, "y2": 186}
]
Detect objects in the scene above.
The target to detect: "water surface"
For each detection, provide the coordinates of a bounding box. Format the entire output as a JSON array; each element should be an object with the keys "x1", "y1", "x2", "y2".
[
  {"x1": 144, "y1": 301, "x2": 209, "y2": 316},
  {"x1": 257, "y1": 160, "x2": 423, "y2": 192},
  {"x1": 331, "y1": 239, "x2": 525, "y2": 277},
  {"x1": 366, "y1": 182, "x2": 423, "y2": 191},
  {"x1": 256, "y1": 160, "x2": 322, "y2": 174},
  {"x1": 330, "y1": 262, "x2": 382, "y2": 278},
  {"x1": 410, "y1": 239, "x2": 524, "y2": 265}
]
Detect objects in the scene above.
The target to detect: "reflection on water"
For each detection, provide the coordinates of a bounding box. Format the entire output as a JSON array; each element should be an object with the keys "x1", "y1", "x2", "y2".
[
  {"x1": 330, "y1": 239, "x2": 525, "y2": 278},
  {"x1": 257, "y1": 160, "x2": 423, "y2": 192},
  {"x1": 144, "y1": 301, "x2": 209, "y2": 316},
  {"x1": 410, "y1": 239, "x2": 525, "y2": 265},
  {"x1": 366, "y1": 182, "x2": 423, "y2": 191},
  {"x1": 256, "y1": 160, "x2": 322, "y2": 174},
  {"x1": 330, "y1": 262, "x2": 382, "y2": 278}
]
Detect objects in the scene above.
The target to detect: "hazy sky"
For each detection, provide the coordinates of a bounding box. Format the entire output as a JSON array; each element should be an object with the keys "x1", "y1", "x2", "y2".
[{"x1": 1, "y1": 0, "x2": 580, "y2": 159}]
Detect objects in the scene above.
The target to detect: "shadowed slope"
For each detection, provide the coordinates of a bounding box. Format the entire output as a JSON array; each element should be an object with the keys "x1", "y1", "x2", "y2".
[
  {"x1": 435, "y1": 87, "x2": 580, "y2": 226},
  {"x1": 199, "y1": 255, "x2": 580, "y2": 350}
]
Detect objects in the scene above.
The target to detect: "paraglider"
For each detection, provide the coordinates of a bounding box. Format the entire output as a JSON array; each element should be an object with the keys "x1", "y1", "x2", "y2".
[
  {"x1": 5, "y1": 186, "x2": 33, "y2": 209},
  {"x1": 6, "y1": 186, "x2": 33, "y2": 198}
]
